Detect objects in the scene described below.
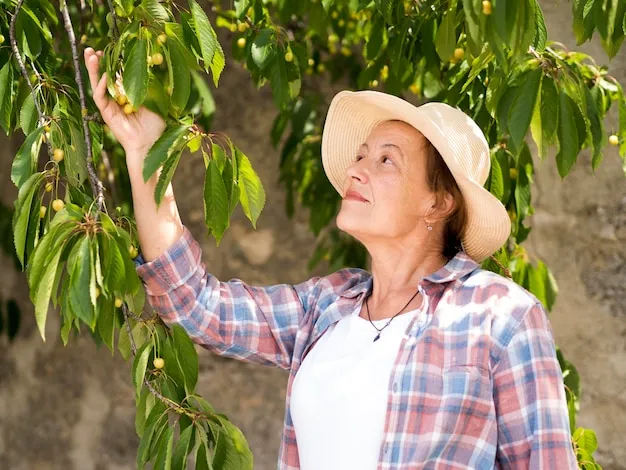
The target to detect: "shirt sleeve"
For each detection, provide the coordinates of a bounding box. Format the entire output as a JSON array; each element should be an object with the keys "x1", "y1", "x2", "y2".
[
  {"x1": 132, "y1": 225, "x2": 322, "y2": 371},
  {"x1": 492, "y1": 302, "x2": 578, "y2": 469}
]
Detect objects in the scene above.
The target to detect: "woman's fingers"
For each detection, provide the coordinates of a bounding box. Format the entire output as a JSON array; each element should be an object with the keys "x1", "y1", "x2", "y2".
[{"x1": 84, "y1": 48, "x2": 100, "y2": 92}]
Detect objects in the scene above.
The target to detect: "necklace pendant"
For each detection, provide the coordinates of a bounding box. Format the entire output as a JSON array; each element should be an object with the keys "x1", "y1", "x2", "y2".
[{"x1": 373, "y1": 332, "x2": 381, "y2": 342}]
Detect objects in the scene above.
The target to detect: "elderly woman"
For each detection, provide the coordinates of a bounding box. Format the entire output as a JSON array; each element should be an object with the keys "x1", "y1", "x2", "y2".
[{"x1": 85, "y1": 48, "x2": 577, "y2": 469}]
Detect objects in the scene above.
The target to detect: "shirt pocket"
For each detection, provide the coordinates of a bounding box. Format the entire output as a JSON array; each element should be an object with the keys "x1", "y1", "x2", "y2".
[{"x1": 434, "y1": 365, "x2": 494, "y2": 437}]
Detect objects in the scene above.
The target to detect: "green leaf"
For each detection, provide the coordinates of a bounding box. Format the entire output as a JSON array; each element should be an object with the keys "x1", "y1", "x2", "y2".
[
  {"x1": 488, "y1": 151, "x2": 504, "y2": 201},
  {"x1": 168, "y1": 40, "x2": 191, "y2": 114},
  {"x1": 123, "y1": 38, "x2": 149, "y2": 108},
  {"x1": 153, "y1": 426, "x2": 174, "y2": 470},
  {"x1": 194, "y1": 428, "x2": 212, "y2": 470},
  {"x1": 269, "y1": 55, "x2": 290, "y2": 109},
  {"x1": 137, "y1": 404, "x2": 168, "y2": 469},
  {"x1": 12, "y1": 127, "x2": 45, "y2": 188},
  {"x1": 515, "y1": 146, "x2": 532, "y2": 220},
  {"x1": 251, "y1": 29, "x2": 277, "y2": 72},
  {"x1": 132, "y1": 342, "x2": 152, "y2": 398},
  {"x1": 375, "y1": 0, "x2": 398, "y2": 24},
  {"x1": 556, "y1": 90, "x2": 579, "y2": 178},
  {"x1": 435, "y1": 8, "x2": 457, "y2": 62},
  {"x1": 102, "y1": 234, "x2": 126, "y2": 294},
  {"x1": 172, "y1": 325, "x2": 199, "y2": 394},
  {"x1": 189, "y1": 0, "x2": 224, "y2": 85},
  {"x1": 13, "y1": 172, "x2": 44, "y2": 269},
  {"x1": 97, "y1": 292, "x2": 121, "y2": 353},
  {"x1": 533, "y1": 2, "x2": 547, "y2": 50},
  {"x1": 20, "y1": 94, "x2": 38, "y2": 135},
  {"x1": 236, "y1": 149, "x2": 266, "y2": 228},
  {"x1": 143, "y1": 125, "x2": 188, "y2": 182},
  {"x1": 212, "y1": 418, "x2": 253, "y2": 470},
  {"x1": 584, "y1": 86, "x2": 605, "y2": 171},
  {"x1": 204, "y1": 159, "x2": 230, "y2": 244},
  {"x1": 0, "y1": 61, "x2": 13, "y2": 134},
  {"x1": 171, "y1": 423, "x2": 194, "y2": 470},
  {"x1": 155, "y1": 149, "x2": 184, "y2": 208},
  {"x1": 31, "y1": 246, "x2": 63, "y2": 341},
  {"x1": 118, "y1": 321, "x2": 149, "y2": 361},
  {"x1": 539, "y1": 77, "x2": 559, "y2": 147},
  {"x1": 508, "y1": 69, "x2": 542, "y2": 151},
  {"x1": 69, "y1": 236, "x2": 96, "y2": 329},
  {"x1": 136, "y1": 388, "x2": 157, "y2": 437}
]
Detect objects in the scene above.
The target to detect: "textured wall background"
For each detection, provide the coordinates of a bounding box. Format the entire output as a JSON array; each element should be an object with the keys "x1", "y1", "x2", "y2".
[{"x1": 0, "y1": 2, "x2": 625, "y2": 469}]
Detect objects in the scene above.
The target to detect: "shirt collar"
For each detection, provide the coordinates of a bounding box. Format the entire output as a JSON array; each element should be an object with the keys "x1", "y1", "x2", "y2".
[{"x1": 340, "y1": 250, "x2": 479, "y2": 299}]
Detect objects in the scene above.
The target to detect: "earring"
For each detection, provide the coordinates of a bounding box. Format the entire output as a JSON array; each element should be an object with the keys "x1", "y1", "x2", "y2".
[{"x1": 426, "y1": 222, "x2": 433, "y2": 231}]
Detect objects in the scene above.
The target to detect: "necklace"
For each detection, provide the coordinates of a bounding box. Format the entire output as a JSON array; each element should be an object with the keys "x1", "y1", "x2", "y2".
[{"x1": 365, "y1": 289, "x2": 421, "y2": 342}]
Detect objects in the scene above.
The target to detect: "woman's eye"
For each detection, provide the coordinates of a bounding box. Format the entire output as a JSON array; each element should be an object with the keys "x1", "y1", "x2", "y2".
[
  {"x1": 382, "y1": 156, "x2": 392, "y2": 164},
  {"x1": 355, "y1": 155, "x2": 364, "y2": 161}
]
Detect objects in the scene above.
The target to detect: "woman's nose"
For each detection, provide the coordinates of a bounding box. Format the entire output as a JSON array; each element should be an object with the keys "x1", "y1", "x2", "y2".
[{"x1": 345, "y1": 158, "x2": 369, "y2": 184}]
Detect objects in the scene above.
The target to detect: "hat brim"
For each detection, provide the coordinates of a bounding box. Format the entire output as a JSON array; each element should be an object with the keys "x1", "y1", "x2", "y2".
[{"x1": 321, "y1": 90, "x2": 511, "y2": 263}]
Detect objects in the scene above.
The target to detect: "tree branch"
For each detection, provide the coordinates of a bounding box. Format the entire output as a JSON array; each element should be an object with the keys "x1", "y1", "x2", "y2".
[
  {"x1": 9, "y1": 0, "x2": 54, "y2": 159},
  {"x1": 60, "y1": 0, "x2": 105, "y2": 214}
]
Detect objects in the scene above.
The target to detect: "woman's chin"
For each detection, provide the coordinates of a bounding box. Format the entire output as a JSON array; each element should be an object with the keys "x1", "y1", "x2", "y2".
[{"x1": 336, "y1": 211, "x2": 366, "y2": 237}]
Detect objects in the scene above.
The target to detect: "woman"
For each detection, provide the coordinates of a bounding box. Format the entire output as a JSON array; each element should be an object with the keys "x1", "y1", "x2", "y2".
[{"x1": 85, "y1": 48, "x2": 577, "y2": 469}]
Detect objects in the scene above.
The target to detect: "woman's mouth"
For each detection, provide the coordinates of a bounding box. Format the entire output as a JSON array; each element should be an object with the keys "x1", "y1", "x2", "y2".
[{"x1": 344, "y1": 190, "x2": 368, "y2": 202}]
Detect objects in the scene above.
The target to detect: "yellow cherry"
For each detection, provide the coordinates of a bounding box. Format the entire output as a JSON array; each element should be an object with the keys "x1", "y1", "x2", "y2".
[
  {"x1": 53, "y1": 148, "x2": 64, "y2": 162},
  {"x1": 129, "y1": 245, "x2": 138, "y2": 258},
  {"x1": 482, "y1": 0, "x2": 492, "y2": 15},
  {"x1": 454, "y1": 48, "x2": 465, "y2": 61},
  {"x1": 509, "y1": 168, "x2": 518, "y2": 179},
  {"x1": 284, "y1": 51, "x2": 294, "y2": 62},
  {"x1": 152, "y1": 53, "x2": 164, "y2": 66},
  {"x1": 45, "y1": 182, "x2": 53, "y2": 192},
  {"x1": 157, "y1": 34, "x2": 167, "y2": 45},
  {"x1": 237, "y1": 23, "x2": 248, "y2": 33},
  {"x1": 153, "y1": 357, "x2": 165, "y2": 369},
  {"x1": 52, "y1": 199, "x2": 65, "y2": 212},
  {"x1": 609, "y1": 134, "x2": 619, "y2": 146},
  {"x1": 123, "y1": 104, "x2": 134, "y2": 115},
  {"x1": 116, "y1": 94, "x2": 128, "y2": 106},
  {"x1": 39, "y1": 206, "x2": 47, "y2": 218},
  {"x1": 114, "y1": 298, "x2": 123, "y2": 308},
  {"x1": 237, "y1": 37, "x2": 246, "y2": 48}
]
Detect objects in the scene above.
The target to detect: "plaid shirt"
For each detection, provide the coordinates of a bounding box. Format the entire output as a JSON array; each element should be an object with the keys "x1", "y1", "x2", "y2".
[{"x1": 134, "y1": 225, "x2": 578, "y2": 469}]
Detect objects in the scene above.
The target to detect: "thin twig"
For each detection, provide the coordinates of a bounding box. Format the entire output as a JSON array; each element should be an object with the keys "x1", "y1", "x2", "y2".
[
  {"x1": 105, "y1": 0, "x2": 120, "y2": 38},
  {"x1": 9, "y1": 0, "x2": 54, "y2": 160},
  {"x1": 121, "y1": 304, "x2": 208, "y2": 421},
  {"x1": 60, "y1": 0, "x2": 105, "y2": 214}
]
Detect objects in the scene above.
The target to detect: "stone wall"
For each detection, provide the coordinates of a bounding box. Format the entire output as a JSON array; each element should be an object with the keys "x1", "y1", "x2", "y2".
[{"x1": 0, "y1": 2, "x2": 625, "y2": 469}]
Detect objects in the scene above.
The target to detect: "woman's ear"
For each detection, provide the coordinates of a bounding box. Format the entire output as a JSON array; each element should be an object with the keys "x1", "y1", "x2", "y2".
[{"x1": 433, "y1": 191, "x2": 456, "y2": 222}]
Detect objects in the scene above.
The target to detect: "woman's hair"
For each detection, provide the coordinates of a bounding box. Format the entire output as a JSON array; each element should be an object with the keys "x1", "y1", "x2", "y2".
[{"x1": 423, "y1": 139, "x2": 468, "y2": 259}]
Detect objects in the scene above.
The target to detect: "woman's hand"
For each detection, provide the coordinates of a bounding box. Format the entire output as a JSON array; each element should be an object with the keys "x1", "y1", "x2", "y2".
[{"x1": 84, "y1": 47, "x2": 166, "y2": 167}]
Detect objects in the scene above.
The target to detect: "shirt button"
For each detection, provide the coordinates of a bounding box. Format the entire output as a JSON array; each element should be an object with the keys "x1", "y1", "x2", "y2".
[
  {"x1": 392, "y1": 382, "x2": 398, "y2": 392},
  {"x1": 384, "y1": 442, "x2": 390, "y2": 454}
]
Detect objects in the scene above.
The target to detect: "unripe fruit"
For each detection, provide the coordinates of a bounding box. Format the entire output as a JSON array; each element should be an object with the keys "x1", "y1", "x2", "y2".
[
  {"x1": 409, "y1": 84, "x2": 421, "y2": 94},
  {"x1": 45, "y1": 182, "x2": 53, "y2": 192},
  {"x1": 147, "y1": 55, "x2": 154, "y2": 66},
  {"x1": 284, "y1": 51, "x2": 294, "y2": 62},
  {"x1": 237, "y1": 23, "x2": 248, "y2": 33},
  {"x1": 308, "y1": 58, "x2": 315, "y2": 66},
  {"x1": 454, "y1": 48, "x2": 465, "y2": 61},
  {"x1": 157, "y1": 34, "x2": 167, "y2": 45},
  {"x1": 52, "y1": 199, "x2": 65, "y2": 212},
  {"x1": 609, "y1": 134, "x2": 619, "y2": 146},
  {"x1": 338, "y1": 19, "x2": 345, "y2": 27},
  {"x1": 39, "y1": 206, "x2": 47, "y2": 218},
  {"x1": 129, "y1": 245, "x2": 138, "y2": 258},
  {"x1": 152, "y1": 53, "x2": 164, "y2": 66},
  {"x1": 123, "y1": 104, "x2": 134, "y2": 115},
  {"x1": 482, "y1": 0, "x2": 492, "y2": 15},
  {"x1": 44, "y1": 125, "x2": 51, "y2": 132},
  {"x1": 328, "y1": 34, "x2": 339, "y2": 44},
  {"x1": 153, "y1": 358, "x2": 165, "y2": 369},
  {"x1": 509, "y1": 168, "x2": 518, "y2": 179},
  {"x1": 80, "y1": 34, "x2": 88, "y2": 44},
  {"x1": 116, "y1": 94, "x2": 128, "y2": 106},
  {"x1": 114, "y1": 298, "x2": 123, "y2": 308},
  {"x1": 95, "y1": 287, "x2": 101, "y2": 298},
  {"x1": 316, "y1": 63, "x2": 326, "y2": 73},
  {"x1": 237, "y1": 37, "x2": 246, "y2": 48},
  {"x1": 341, "y1": 46, "x2": 351, "y2": 56},
  {"x1": 370, "y1": 79, "x2": 379, "y2": 87},
  {"x1": 0, "y1": 34, "x2": 4, "y2": 45},
  {"x1": 53, "y1": 148, "x2": 64, "y2": 162}
]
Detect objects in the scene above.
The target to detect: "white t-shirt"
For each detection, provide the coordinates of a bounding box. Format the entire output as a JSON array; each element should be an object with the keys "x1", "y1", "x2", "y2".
[{"x1": 290, "y1": 304, "x2": 420, "y2": 470}]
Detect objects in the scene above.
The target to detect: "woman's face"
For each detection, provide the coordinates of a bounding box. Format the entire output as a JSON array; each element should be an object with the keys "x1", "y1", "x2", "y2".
[{"x1": 336, "y1": 120, "x2": 437, "y2": 243}]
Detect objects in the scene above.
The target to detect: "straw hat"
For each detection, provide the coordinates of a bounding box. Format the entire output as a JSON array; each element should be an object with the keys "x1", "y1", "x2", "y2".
[{"x1": 321, "y1": 90, "x2": 511, "y2": 263}]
